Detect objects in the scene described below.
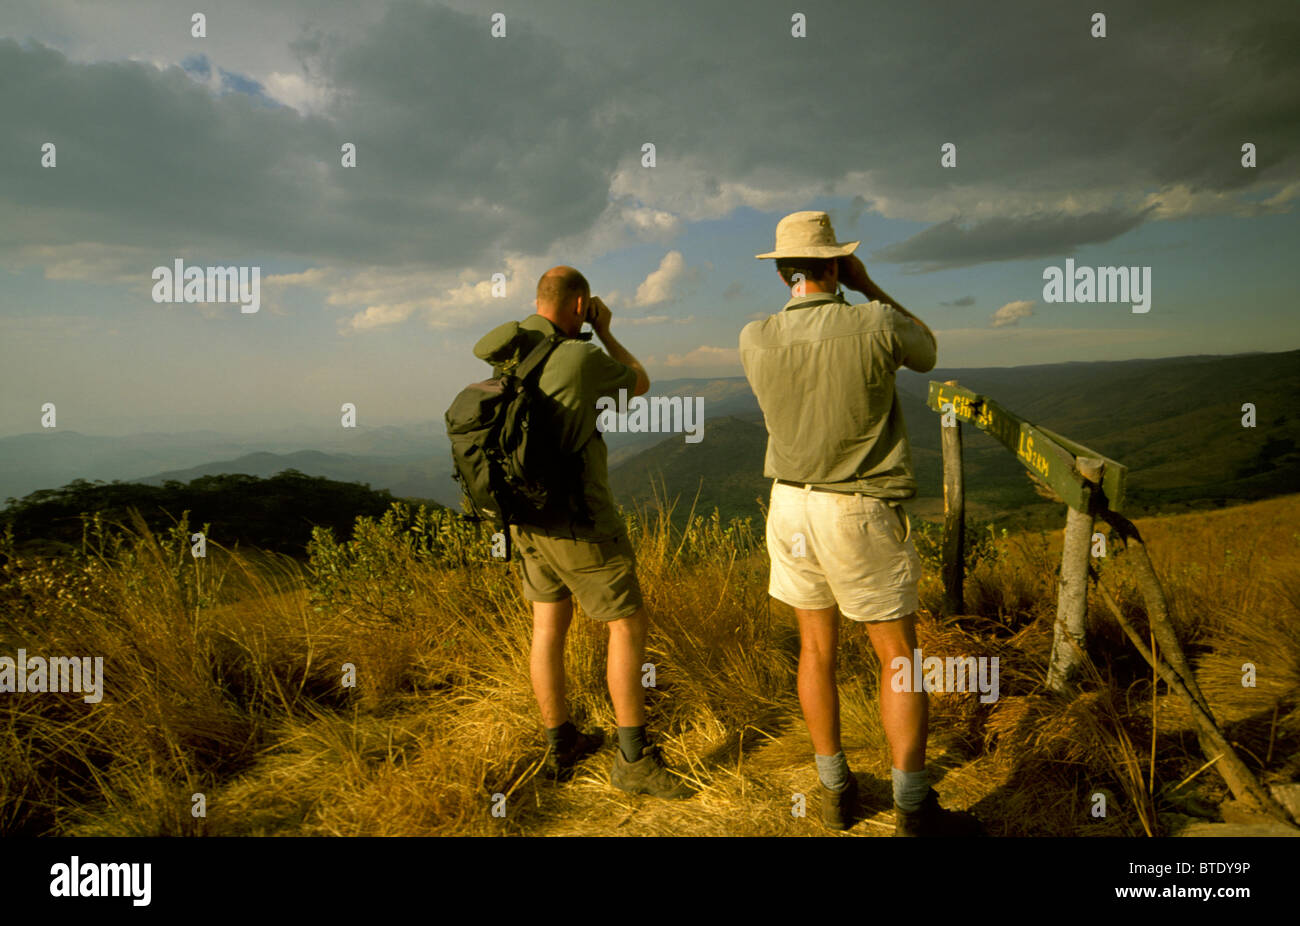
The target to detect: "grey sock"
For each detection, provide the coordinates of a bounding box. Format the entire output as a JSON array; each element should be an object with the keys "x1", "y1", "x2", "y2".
[
  {"x1": 617, "y1": 726, "x2": 647, "y2": 763},
  {"x1": 815, "y1": 751, "x2": 850, "y2": 792},
  {"x1": 892, "y1": 766, "x2": 930, "y2": 812},
  {"x1": 546, "y1": 720, "x2": 577, "y2": 753}
]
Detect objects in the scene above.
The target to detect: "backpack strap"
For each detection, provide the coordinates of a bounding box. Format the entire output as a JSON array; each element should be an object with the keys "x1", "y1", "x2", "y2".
[{"x1": 513, "y1": 332, "x2": 564, "y2": 382}]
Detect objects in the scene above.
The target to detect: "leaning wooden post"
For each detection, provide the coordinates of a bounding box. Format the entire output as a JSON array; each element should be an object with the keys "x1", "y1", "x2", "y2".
[
  {"x1": 1092, "y1": 557, "x2": 1298, "y2": 827},
  {"x1": 1046, "y1": 456, "x2": 1104, "y2": 692},
  {"x1": 939, "y1": 379, "x2": 965, "y2": 618}
]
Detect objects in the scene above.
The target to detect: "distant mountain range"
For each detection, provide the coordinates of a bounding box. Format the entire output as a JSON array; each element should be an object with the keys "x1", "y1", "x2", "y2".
[
  {"x1": 3, "y1": 351, "x2": 1298, "y2": 530},
  {"x1": 132, "y1": 449, "x2": 460, "y2": 503},
  {"x1": 0, "y1": 424, "x2": 452, "y2": 505}
]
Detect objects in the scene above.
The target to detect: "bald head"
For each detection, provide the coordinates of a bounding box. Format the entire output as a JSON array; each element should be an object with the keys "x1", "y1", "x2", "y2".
[
  {"x1": 535, "y1": 265, "x2": 592, "y2": 336},
  {"x1": 536, "y1": 265, "x2": 590, "y2": 311}
]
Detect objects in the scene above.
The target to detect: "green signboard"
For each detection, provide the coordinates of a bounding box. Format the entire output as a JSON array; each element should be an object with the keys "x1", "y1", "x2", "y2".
[{"x1": 926, "y1": 381, "x2": 1127, "y2": 513}]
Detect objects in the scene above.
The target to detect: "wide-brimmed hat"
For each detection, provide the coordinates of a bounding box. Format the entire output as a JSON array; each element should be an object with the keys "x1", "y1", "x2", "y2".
[{"x1": 755, "y1": 210, "x2": 859, "y2": 260}]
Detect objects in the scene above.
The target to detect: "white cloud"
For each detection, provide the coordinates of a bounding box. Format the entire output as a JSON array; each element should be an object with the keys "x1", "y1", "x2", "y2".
[
  {"x1": 621, "y1": 204, "x2": 681, "y2": 237},
  {"x1": 1140, "y1": 181, "x2": 1300, "y2": 220},
  {"x1": 265, "y1": 253, "x2": 552, "y2": 333},
  {"x1": 16, "y1": 243, "x2": 146, "y2": 288},
  {"x1": 635, "y1": 250, "x2": 698, "y2": 307},
  {"x1": 663, "y1": 345, "x2": 740, "y2": 368},
  {"x1": 990, "y1": 299, "x2": 1036, "y2": 328},
  {"x1": 211, "y1": 195, "x2": 698, "y2": 336},
  {"x1": 262, "y1": 71, "x2": 336, "y2": 115},
  {"x1": 609, "y1": 160, "x2": 1208, "y2": 231},
  {"x1": 610, "y1": 159, "x2": 827, "y2": 224}
]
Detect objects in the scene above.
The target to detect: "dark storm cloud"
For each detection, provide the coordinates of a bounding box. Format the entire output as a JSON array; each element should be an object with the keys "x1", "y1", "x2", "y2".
[
  {"x1": 872, "y1": 208, "x2": 1154, "y2": 272},
  {"x1": 0, "y1": 3, "x2": 624, "y2": 268},
  {"x1": 1, "y1": 0, "x2": 1296, "y2": 271}
]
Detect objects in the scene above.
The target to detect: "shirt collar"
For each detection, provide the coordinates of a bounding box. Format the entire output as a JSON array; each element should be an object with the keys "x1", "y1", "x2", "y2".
[
  {"x1": 525, "y1": 314, "x2": 593, "y2": 341},
  {"x1": 782, "y1": 288, "x2": 848, "y2": 312}
]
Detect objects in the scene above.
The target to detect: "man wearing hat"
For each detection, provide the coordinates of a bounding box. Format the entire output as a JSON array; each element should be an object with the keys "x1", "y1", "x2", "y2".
[{"x1": 740, "y1": 210, "x2": 980, "y2": 836}]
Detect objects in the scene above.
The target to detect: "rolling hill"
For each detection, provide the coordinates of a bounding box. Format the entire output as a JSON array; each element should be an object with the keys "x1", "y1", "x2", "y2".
[
  {"x1": 132, "y1": 449, "x2": 457, "y2": 504},
  {"x1": 609, "y1": 416, "x2": 771, "y2": 523},
  {"x1": 611, "y1": 349, "x2": 1300, "y2": 530},
  {"x1": 0, "y1": 423, "x2": 454, "y2": 505}
]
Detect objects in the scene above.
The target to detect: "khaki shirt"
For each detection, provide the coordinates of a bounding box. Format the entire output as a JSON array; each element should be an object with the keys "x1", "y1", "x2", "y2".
[
  {"x1": 738, "y1": 289, "x2": 936, "y2": 499},
  {"x1": 474, "y1": 314, "x2": 637, "y2": 541}
]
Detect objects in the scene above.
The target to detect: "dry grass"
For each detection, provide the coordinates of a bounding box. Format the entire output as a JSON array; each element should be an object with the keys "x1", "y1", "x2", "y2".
[{"x1": 1, "y1": 495, "x2": 1297, "y2": 837}]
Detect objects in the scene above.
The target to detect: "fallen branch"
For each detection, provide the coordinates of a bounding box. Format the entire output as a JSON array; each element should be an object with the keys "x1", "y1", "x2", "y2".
[{"x1": 1092, "y1": 568, "x2": 1296, "y2": 828}]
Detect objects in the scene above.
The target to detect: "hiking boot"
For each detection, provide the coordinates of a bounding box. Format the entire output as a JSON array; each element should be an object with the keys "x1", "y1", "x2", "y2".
[
  {"x1": 819, "y1": 773, "x2": 862, "y2": 831},
  {"x1": 541, "y1": 728, "x2": 605, "y2": 781},
  {"x1": 893, "y1": 788, "x2": 984, "y2": 836},
  {"x1": 610, "y1": 744, "x2": 693, "y2": 799}
]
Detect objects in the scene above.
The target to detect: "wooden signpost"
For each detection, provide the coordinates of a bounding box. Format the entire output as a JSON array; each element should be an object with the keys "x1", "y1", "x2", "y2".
[
  {"x1": 926, "y1": 379, "x2": 1127, "y2": 689},
  {"x1": 926, "y1": 381, "x2": 1127, "y2": 515},
  {"x1": 924, "y1": 380, "x2": 1297, "y2": 829}
]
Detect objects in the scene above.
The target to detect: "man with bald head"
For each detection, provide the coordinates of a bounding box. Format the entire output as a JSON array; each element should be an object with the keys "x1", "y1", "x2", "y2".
[{"x1": 471, "y1": 266, "x2": 691, "y2": 799}]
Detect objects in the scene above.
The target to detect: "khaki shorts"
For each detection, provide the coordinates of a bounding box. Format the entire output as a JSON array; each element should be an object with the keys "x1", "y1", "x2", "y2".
[
  {"x1": 765, "y1": 481, "x2": 921, "y2": 622},
  {"x1": 510, "y1": 525, "x2": 644, "y2": 622}
]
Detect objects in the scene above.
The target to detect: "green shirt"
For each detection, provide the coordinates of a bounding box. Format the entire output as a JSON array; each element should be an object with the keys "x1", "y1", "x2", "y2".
[
  {"x1": 738, "y1": 289, "x2": 936, "y2": 499},
  {"x1": 473, "y1": 314, "x2": 637, "y2": 541}
]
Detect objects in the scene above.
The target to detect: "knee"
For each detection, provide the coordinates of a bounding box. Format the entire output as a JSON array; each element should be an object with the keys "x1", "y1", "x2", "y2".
[
  {"x1": 533, "y1": 626, "x2": 568, "y2": 652},
  {"x1": 799, "y1": 641, "x2": 837, "y2": 670},
  {"x1": 607, "y1": 608, "x2": 647, "y2": 639},
  {"x1": 870, "y1": 617, "x2": 919, "y2": 664}
]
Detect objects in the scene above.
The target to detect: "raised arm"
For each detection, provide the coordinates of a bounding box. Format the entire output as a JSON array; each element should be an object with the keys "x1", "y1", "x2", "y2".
[
  {"x1": 837, "y1": 255, "x2": 937, "y2": 346},
  {"x1": 589, "y1": 296, "x2": 650, "y2": 397}
]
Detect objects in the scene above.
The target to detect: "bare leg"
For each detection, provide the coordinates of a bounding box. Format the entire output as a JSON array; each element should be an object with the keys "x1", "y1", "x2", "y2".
[
  {"x1": 531, "y1": 598, "x2": 573, "y2": 727},
  {"x1": 795, "y1": 606, "x2": 841, "y2": 755},
  {"x1": 866, "y1": 612, "x2": 927, "y2": 772},
  {"x1": 606, "y1": 607, "x2": 648, "y2": 727}
]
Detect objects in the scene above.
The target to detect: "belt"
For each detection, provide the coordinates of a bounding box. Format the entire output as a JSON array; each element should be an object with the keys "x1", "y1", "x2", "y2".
[
  {"x1": 775, "y1": 478, "x2": 873, "y2": 497},
  {"x1": 775, "y1": 479, "x2": 910, "y2": 541}
]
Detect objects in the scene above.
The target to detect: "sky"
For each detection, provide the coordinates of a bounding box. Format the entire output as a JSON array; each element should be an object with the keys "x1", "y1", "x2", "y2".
[{"x1": 1, "y1": 0, "x2": 1297, "y2": 436}]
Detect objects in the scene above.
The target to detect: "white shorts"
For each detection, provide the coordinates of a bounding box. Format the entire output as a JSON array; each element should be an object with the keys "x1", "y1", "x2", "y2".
[{"x1": 765, "y1": 480, "x2": 921, "y2": 622}]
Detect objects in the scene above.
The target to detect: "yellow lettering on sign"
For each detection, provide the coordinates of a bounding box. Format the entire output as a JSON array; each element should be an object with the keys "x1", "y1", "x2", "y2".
[
  {"x1": 935, "y1": 390, "x2": 996, "y2": 434},
  {"x1": 1017, "y1": 430, "x2": 1049, "y2": 475}
]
